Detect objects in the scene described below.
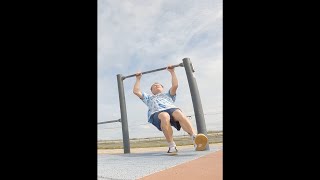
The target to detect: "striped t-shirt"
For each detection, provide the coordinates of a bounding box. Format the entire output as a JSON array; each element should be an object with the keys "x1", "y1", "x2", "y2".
[{"x1": 140, "y1": 90, "x2": 177, "y2": 122}]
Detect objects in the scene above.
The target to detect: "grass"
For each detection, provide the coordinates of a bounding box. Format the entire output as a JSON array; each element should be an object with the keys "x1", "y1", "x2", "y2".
[{"x1": 98, "y1": 130, "x2": 222, "y2": 149}]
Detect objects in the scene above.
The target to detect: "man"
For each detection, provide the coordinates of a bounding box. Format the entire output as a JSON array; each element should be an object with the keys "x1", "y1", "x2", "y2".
[{"x1": 133, "y1": 65, "x2": 199, "y2": 154}]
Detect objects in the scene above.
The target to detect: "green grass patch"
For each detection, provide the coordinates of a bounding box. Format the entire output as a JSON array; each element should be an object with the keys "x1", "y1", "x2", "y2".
[{"x1": 98, "y1": 131, "x2": 222, "y2": 149}]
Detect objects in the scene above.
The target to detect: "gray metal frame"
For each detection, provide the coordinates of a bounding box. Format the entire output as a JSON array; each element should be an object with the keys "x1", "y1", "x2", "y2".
[
  {"x1": 98, "y1": 119, "x2": 121, "y2": 125},
  {"x1": 116, "y1": 58, "x2": 209, "y2": 153}
]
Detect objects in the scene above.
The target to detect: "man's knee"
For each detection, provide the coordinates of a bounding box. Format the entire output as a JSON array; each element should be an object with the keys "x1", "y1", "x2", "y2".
[
  {"x1": 172, "y1": 109, "x2": 185, "y2": 120},
  {"x1": 158, "y1": 112, "x2": 170, "y2": 124}
]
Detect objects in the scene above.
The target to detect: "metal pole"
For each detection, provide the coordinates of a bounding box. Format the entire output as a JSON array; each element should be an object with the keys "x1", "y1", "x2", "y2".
[
  {"x1": 123, "y1": 63, "x2": 184, "y2": 80},
  {"x1": 182, "y1": 58, "x2": 209, "y2": 150},
  {"x1": 117, "y1": 74, "x2": 130, "y2": 153}
]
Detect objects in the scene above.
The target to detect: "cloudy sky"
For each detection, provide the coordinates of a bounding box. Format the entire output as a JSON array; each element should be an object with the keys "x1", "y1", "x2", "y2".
[{"x1": 98, "y1": 0, "x2": 222, "y2": 140}]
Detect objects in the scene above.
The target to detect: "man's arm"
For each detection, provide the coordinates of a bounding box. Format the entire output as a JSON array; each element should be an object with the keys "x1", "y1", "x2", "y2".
[
  {"x1": 133, "y1": 72, "x2": 143, "y2": 99},
  {"x1": 167, "y1": 65, "x2": 178, "y2": 96}
]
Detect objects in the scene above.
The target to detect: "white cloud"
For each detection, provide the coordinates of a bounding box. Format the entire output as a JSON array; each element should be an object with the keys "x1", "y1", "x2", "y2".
[{"x1": 98, "y1": 0, "x2": 223, "y2": 140}]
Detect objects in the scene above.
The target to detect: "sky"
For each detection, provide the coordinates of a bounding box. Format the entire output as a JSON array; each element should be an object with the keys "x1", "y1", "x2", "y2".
[{"x1": 98, "y1": 0, "x2": 222, "y2": 140}]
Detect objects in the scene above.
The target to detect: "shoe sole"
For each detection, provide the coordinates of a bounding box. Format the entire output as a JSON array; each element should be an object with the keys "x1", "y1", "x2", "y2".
[
  {"x1": 195, "y1": 134, "x2": 208, "y2": 151},
  {"x1": 167, "y1": 147, "x2": 178, "y2": 155}
]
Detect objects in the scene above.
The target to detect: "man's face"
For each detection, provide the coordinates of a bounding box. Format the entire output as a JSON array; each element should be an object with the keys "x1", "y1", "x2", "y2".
[{"x1": 151, "y1": 83, "x2": 163, "y2": 95}]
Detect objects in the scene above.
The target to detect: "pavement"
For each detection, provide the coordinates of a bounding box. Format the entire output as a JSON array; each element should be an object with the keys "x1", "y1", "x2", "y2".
[{"x1": 98, "y1": 143, "x2": 223, "y2": 180}]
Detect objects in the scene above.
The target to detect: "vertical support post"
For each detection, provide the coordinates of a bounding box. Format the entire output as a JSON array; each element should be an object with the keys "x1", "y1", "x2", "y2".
[
  {"x1": 182, "y1": 58, "x2": 209, "y2": 150},
  {"x1": 117, "y1": 74, "x2": 130, "y2": 153}
]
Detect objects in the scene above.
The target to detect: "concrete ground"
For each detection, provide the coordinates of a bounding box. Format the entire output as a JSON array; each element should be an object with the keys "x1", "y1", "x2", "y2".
[{"x1": 98, "y1": 143, "x2": 222, "y2": 180}]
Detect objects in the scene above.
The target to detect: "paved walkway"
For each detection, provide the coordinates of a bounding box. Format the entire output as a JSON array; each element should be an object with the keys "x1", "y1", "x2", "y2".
[
  {"x1": 139, "y1": 150, "x2": 222, "y2": 180},
  {"x1": 98, "y1": 143, "x2": 222, "y2": 180}
]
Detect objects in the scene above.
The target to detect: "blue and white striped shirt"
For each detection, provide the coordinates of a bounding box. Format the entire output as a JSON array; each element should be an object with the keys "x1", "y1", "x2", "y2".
[{"x1": 141, "y1": 90, "x2": 177, "y2": 122}]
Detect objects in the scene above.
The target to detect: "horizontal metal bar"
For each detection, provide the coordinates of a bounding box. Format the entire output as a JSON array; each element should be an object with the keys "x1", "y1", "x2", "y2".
[
  {"x1": 122, "y1": 62, "x2": 184, "y2": 80},
  {"x1": 98, "y1": 119, "x2": 121, "y2": 125}
]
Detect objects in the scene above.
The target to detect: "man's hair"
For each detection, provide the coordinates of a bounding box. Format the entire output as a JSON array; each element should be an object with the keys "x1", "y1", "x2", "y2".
[{"x1": 150, "y1": 82, "x2": 164, "y2": 91}]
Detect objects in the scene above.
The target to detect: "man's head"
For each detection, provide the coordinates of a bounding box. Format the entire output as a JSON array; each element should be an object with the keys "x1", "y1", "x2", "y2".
[{"x1": 150, "y1": 82, "x2": 164, "y2": 95}]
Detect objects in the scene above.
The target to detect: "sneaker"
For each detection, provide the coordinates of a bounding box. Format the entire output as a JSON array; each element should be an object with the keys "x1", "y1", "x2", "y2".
[
  {"x1": 193, "y1": 134, "x2": 208, "y2": 151},
  {"x1": 167, "y1": 146, "x2": 178, "y2": 154},
  {"x1": 191, "y1": 134, "x2": 197, "y2": 149}
]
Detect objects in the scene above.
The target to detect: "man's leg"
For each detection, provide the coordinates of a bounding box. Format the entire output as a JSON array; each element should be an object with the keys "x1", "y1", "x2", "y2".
[
  {"x1": 158, "y1": 112, "x2": 174, "y2": 143},
  {"x1": 172, "y1": 109, "x2": 208, "y2": 151},
  {"x1": 158, "y1": 112, "x2": 178, "y2": 153},
  {"x1": 172, "y1": 109, "x2": 196, "y2": 136}
]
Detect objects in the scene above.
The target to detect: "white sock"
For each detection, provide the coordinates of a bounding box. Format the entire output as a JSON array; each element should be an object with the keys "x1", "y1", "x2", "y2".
[
  {"x1": 168, "y1": 141, "x2": 176, "y2": 148},
  {"x1": 190, "y1": 134, "x2": 197, "y2": 149},
  {"x1": 190, "y1": 134, "x2": 196, "y2": 140}
]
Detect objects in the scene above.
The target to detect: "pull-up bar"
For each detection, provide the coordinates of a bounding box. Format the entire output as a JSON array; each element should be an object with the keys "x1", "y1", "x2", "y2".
[
  {"x1": 116, "y1": 58, "x2": 208, "y2": 153},
  {"x1": 122, "y1": 63, "x2": 184, "y2": 80}
]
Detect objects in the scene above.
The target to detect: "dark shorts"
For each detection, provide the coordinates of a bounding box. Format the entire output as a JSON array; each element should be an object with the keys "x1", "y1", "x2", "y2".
[{"x1": 149, "y1": 108, "x2": 181, "y2": 131}]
